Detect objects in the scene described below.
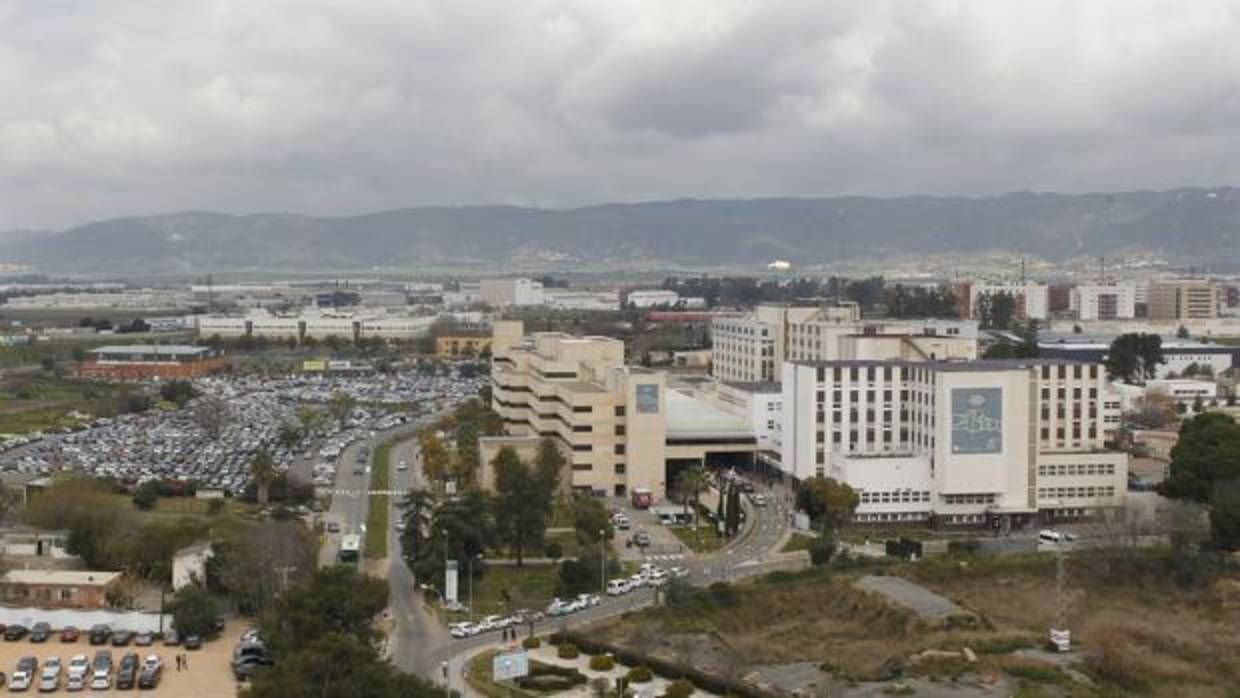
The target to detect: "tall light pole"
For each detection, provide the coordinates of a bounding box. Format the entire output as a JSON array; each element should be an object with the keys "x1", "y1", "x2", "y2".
[
  {"x1": 468, "y1": 553, "x2": 482, "y2": 623},
  {"x1": 599, "y1": 529, "x2": 606, "y2": 597}
]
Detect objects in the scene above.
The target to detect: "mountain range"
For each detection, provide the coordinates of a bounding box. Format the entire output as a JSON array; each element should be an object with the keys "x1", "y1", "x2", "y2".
[{"x1": 3, "y1": 187, "x2": 1240, "y2": 273}]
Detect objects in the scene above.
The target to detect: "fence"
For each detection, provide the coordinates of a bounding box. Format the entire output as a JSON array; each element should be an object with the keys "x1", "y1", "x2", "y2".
[{"x1": 0, "y1": 607, "x2": 172, "y2": 633}]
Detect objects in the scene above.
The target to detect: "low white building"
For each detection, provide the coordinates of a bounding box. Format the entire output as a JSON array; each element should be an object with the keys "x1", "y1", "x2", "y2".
[
  {"x1": 626, "y1": 289, "x2": 680, "y2": 308},
  {"x1": 1113, "y1": 379, "x2": 1219, "y2": 410},
  {"x1": 544, "y1": 289, "x2": 621, "y2": 311},
  {"x1": 1071, "y1": 284, "x2": 1138, "y2": 320},
  {"x1": 172, "y1": 542, "x2": 214, "y2": 590}
]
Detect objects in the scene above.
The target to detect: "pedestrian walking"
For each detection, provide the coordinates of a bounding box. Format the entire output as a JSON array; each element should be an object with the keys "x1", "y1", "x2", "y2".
[
  {"x1": 175, "y1": 655, "x2": 181, "y2": 672},
  {"x1": 182, "y1": 653, "x2": 189, "y2": 670}
]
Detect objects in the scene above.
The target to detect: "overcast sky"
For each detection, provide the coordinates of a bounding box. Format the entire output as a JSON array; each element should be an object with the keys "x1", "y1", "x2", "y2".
[{"x1": 3, "y1": 0, "x2": 1240, "y2": 230}]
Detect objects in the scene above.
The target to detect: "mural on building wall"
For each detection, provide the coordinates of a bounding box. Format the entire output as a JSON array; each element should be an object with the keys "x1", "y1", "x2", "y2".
[{"x1": 951, "y1": 387, "x2": 1002, "y2": 454}]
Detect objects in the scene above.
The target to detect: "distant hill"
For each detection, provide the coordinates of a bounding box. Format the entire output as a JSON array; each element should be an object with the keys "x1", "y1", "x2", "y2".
[{"x1": 4, "y1": 188, "x2": 1240, "y2": 273}]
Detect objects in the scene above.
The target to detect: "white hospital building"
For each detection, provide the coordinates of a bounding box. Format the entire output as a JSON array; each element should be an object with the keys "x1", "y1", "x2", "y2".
[{"x1": 781, "y1": 358, "x2": 1127, "y2": 526}]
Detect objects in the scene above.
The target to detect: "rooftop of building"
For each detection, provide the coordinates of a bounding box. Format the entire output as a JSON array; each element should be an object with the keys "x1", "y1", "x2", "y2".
[
  {"x1": 1, "y1": 570, "x2": 121, "y2": 586},
  {"x1": 1039, "y1": 333, "x2": 1238, "y2": 350},
  {"x1": 723, "y1": 381, "x2": 782, "y2": 394},
  {"x1": 89, "y1": 344, "x2": 211, "y2": 357},
  {"x1": 665, "y1": 389, "x2": 751, "y2": 438},
  {"x1": 789, "y1": 358, "x2": 1094, "y2": 371}
]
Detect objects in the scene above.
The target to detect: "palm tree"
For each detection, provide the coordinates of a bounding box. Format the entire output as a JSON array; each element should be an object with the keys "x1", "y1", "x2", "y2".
[
  {"x1": 250, "y1": 449, "x2": 277, "y2": 506},
  {"x1": 674, "y1": 466, "x2": 712, "y2": 545}
]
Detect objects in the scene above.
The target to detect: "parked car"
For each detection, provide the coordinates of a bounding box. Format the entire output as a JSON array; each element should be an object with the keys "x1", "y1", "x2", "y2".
[
  {"x1": 37, "y1": 656, "x2": 60, "y2": 692},
  {"x1": 65, "y1": 655, "x2": 89, "y2": 691},
  {"x1": 60, "y1": 627, "x2": 80, "y2": 643},
  {"x1": 607, "y1": 579, "x2": 631, "y2": 596},
  {"x1": 88, "y1": 625, "x2": 111, "y2": 646},
  {"x1": 115, "y1": 653, "x2": 139, "y2": 689},
  {"x1": 4, "y1": 625, "x2": 28, "y2": 641},
  {"x1": 576, "y1": 593, "x2": 601, "y2": 608},
  {"x1": 161, "y1": 630, "x2": 180, "y2": 646},
  {"x1": 133, "y1": 631, "x2": 153, "y2": 647},
  {"x1": 230, "y1": 647, "x2": 272, "y2": 681},
  {"x1": 89, "y1": 651, "x2": 112, "y2": 691},
  {"x1": 545, "y1": 598, "x2": 573, "y2": 616},
  {"x1": 669, "y1": 566, "x2": 689, "y2": 579},
  {"x1": 110, "y1": 630, "x2": 133, "y2": 647},
  {"x1": 479, "y1": 615, "x2": 510, "y2": 632},
  {"x1": 9, "y1": 665, "x2": 34, "y2": 692},
  {"x1": 137, "y1": 655, "x2": 162, "y2": 689},
  {"x1": 183, "y1": 635, "x2": 202, "y2": 650},
  {"x1": 29, "y1": 623, "x2": 50, "y2": 643},
  {"x1": 448, "y1": 622, "x2": 478, "y2": 639}
]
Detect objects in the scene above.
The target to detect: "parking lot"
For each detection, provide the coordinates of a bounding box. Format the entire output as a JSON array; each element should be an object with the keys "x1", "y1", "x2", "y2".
[
  {"x1": 0, "y1": 367, "x2": 485, "y2": 496},
  {"x1": 0, "y1": 621, "x2": 245, "y2": 696}
]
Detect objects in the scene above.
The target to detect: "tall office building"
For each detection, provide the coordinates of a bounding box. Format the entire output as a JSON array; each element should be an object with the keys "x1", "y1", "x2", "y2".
[
  {"x1": 781, "y1": 359, "x2": 1126, "y2": 526},
  {"x1": 1149, "y1": 280, "x2": 1218, "y2": 320},
  {"x1": 1071, "y1": 284, "x2": 1138, "y2": 320}
]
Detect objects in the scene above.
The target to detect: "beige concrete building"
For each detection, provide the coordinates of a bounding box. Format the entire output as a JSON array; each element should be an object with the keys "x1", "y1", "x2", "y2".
[
  {"x1": 487, "y1": 322, "x2": 755, "y2": 500},
  {"x1": 1149, "y1": 280, "x2": 1218, "y2": 320},
  {"x1": 712, "y1": 302, "x2": 977, "y2": 382}
]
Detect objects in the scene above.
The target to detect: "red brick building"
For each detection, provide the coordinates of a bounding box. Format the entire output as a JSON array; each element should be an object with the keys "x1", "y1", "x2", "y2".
[{"x1": 76, "y1": 344, "x2": 225, "y2": 380}]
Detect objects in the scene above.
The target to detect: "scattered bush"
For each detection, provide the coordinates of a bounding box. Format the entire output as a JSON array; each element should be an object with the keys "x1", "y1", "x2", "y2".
[
  {"x1": 545, "y1": 541, "x2": 563, "y2": 560},
  {"x1": 558, "y1": 643, "x2": 580, "y2": 659},
  {"x1": 947, "y1": 538, "x2": 981, "y2": 556},
  {"x1": 808, "y1": 536, "x2": 837, "y2": 566},
  {"x1": 627, "y1": 666, "x2": 653, "y2": 683},
  {"x1": 707, "y1": 581, "x2": 737, "y2": 607},
  {"x1": 664, "y1": 679, "x2": 695, "y2": 698},
  {"x1": 548, "y1": 632, "x2": 567, "y2": 646},
  {"x1": 589, "y1": 655, "x2": 615, "y2": 671},
  {"x1": 523, "y1": 637, "x2": 541, "y2": 649},
  {"x1": 516, "y1": 664, "x2": 587, "y2": 692}
]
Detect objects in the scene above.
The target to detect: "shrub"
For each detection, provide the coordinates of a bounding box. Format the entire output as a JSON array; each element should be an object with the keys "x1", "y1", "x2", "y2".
[
  {"x1": 545, "y1": 541, "x2": 563, "y2": 560},
  {"x1": 947, "y1": 538, "x2": 981, "y2": 556},
  {"x1": 808, "y1": 536, "x2": 837, "y2": 566},
  {"x1": 664, "y1": 679, "x2": 695, "y2": 698},
  {"x1": 548, "y1": 632, "x2": 567, "y2": 645},
  {"x1": 558, "y1": 643, "x2": 580, "y2": 659},
  {"x1": 627, "y1": 666, "x2": 653, "y2": 683},
  {"x1": 523, "y1": 637, "x2": 541, "y2": 649},
  {"x1": 516, "y1": 665, "x2": 587, "y2": 692},
  {"x1": 707, "y1": 581, "x2": 737, "y2": 607},
  {"x1": 589, "y1": 655, "x2": 615, "y2": 671}
]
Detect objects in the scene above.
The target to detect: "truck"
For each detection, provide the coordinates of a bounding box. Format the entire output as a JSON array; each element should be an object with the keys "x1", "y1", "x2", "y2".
[{"x1": 630, "y1": 487, "x2": 653, "y2": 509}]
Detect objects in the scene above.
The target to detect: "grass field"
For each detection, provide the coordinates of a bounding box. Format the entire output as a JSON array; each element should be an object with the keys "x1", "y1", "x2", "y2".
[
  {"x1": 670, "y1": 523, "x2": 724, "y2": 553},
  {"x1": 781, "y1": 532, "x2": 815, "y2": 553},
  {"x1": 365, "y1": 436, "x2": 395, "y2": 558},
  {"x1": 593, "y1": 551, "x2": 1240, "y2": 696},
  {"x1": 444, "y1": 564, "x2": 561, "y2": 620},
  {"x1": 0, "y1": 374, "x2": 134, "y2": 434}
]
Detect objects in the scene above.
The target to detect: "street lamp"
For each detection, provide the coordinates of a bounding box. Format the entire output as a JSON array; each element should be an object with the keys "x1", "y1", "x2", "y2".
[{"x1": 599, "y1": 529, "x2": 606, "y2": 597}]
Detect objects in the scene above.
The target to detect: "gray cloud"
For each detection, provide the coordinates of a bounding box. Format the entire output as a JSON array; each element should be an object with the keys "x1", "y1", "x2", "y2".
[{"x1": 2, "y1": 0, "x2": 1240, "y2": 229}]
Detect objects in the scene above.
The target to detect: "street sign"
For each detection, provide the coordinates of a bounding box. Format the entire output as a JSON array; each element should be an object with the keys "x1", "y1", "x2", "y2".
[{"x1": 492, "y1": 650, "x2": 529, "y2": 681}]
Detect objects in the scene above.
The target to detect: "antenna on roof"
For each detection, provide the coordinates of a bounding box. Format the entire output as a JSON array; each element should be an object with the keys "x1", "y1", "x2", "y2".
[{"x1": 1020, "y1": 257, "x2": 1026, "y2": 284}]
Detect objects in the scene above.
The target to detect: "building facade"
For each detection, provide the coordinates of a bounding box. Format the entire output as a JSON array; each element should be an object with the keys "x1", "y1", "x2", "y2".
[
  {"x1": 77, "y1": 345, "x2": 226, "y2": 380},
  {"x1": 1071, "y1": 284, "x2": 1137, "y2": 320},
  {"x1": 781, "y1": 359, "x2": 1127, "y2": 526},
  {"x1": 1150, "y1": 280, "x2": 1218, "y2": 320},
  {"x1": 480, "y1": 278, "x2": 545, "y2": 307},
  {"x1": 966, "y1": 282, "x2": 1050, "y2": 321},
  {"x1": 0, "y1": 570, "x2": 122, "y2": 609}
]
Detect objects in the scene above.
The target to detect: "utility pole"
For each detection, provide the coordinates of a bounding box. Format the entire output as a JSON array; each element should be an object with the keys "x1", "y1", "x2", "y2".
[{"x1": 599, "y1": 529, "x2": 606, "y2": 598}]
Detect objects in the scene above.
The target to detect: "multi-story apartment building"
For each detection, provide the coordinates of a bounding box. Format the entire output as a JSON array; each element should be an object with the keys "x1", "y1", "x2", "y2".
[
  {"x1": 1071, "y1": 284, "x2": 1137, "y2": 320},
  {"x1": 712, "y1": 302, "x2": 977, "y2": 382},
  {"x1": 487, "y1": 321, "x2": 755, "y2": 499},
  {"x1": 782, "y1": 358, "x2": 1127, "y2": 527},
  {"x1": 1149, "y1": 280, "x2": 1218, "y2": 320},
  {"x1": 480, "y1": 278, "x2": 545, "y2": 307},
  {"x1": 964, "y1": 282, "x2": 1050, "y2": 321}
]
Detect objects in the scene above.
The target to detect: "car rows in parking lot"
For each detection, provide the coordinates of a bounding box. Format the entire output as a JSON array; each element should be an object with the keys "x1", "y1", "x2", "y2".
[
  {"x1": 0, "y1": 368, "x2": 485, "y2": 495},
  {"x1": 0, "y1": 621, "x2": 182, "y2": 692}
]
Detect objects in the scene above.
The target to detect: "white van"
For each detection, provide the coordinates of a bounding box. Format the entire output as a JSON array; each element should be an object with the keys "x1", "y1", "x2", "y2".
[
  {"x1": 606, "y1": 579, "x2": 630, "y2": 596},
  {"x1": 1039, "y1": 529, "x2": 1076, "y2": 543}
]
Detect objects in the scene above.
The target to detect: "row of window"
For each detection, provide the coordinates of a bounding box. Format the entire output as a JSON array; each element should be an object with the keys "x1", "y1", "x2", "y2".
[
  {"x1": 1037, "y1": 463, "x2": 1117, "y2": 477},
  {"x1": 942, "y1": 493, "x2": 997, "y2": 505},
  {"x1": 1037, "y1": 486, "x2": 1117, "y2": 500},
  {"x1": 859, "y1": 490, "x2": 931, "y2": 504}
]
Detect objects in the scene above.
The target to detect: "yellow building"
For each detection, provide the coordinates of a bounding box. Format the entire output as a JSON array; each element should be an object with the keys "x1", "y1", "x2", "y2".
[{"x1": 435, "y1": 334, "x2": 492, "y2": 357}]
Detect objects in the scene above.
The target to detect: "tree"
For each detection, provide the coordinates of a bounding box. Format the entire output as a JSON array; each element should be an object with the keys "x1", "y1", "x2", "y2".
[
  {"x1": 558, "y1": 548, "x2": 618, "y2": 596},
  {"x1": 571, "y1": 494, "x2": 612, "y2": 544},
  {"x1": 796, "y1": 477, "x2": 860, "y2": 534},
  {"x1": 170, "y1": 584, "x2": 222, "y2": 638},
  {"x1": 278, "y1": 421, "x2": 304, "y2": 451},
  {"x1": 294, "y1": 405, "x2": 326, "y2": 436},
  {"x1": 327, "y1": 391, "x2": 356, "y2": 427},
  {"x1": 159, "y1": 379, "x2": 197, "y2": 407},
  {"x1": 1160, "y1": 413, "x2": 1240, "y2": 551},
  {"x1": 418, "y1": 432, "x2": 450, "y2": 483},
  {"x1": 193, "y1": 394, "x2": 232, "y2": 440},
  {"x1": 398, "y1": 489, "x2": 435, "y2": 568},
  {"x1": 131, "y1": 483, "x2": 158, "y2": 511},
  {"x1": 492, "y1": 446, "x2": 557, "y2": 566},
  {"x1": 250, "y1": 449, "x2": 278, "y2": 507},
  {"x1": 724, "y1": 484, "x2": 742, "y2": 537},
  {"x1": 242, "y1": 633, "x2": 437, "y2": 698},
  {"x1": 207, "y1": 521, "x2": 315, "y2": 616},
  {"x1": 261, "y1": 565, "x2": 388, "y2": 655},
  {"x1": 673, "y1": 466, "x2": 712, "y2": 543},
  {"x1": 1106, "y1": 333, "x2": 1165, "y2": 384},
  {"x1": 412, "y1": 489, "x2": 495, "y2": 586},
  {"x1": 453, "y1": 421, "x2": 480, "y2": 482}
]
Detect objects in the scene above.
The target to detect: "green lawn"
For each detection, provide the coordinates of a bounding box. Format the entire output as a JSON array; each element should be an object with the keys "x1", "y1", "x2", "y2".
[
  {"x1": 781, "y1": 532, "x2": 816, "y2": 553},
  {"x1": 444, "y1": 564, "x2": 561, "y2": 619},
  {"x1": 365, "y1": 436, "x2": 396, "y2": 558},
  {"x1": 669, "y1": 523, "x2": 724, "y2": 553},
  {"x1": 0, "y1": 374, "x2": 136, "y2": 435}
]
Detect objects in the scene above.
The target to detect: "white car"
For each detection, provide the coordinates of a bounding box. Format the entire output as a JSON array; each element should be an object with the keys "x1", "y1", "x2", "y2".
[
  {"x1": 669, "y1": 566, "x2": 690, "y2": 579},
  {"x1": 9, "y1": 669, "x2": 34, "y2": 691},
  {"x1": 39, "y1": 662, "x2": 62, "y2": 692},
  {"x1": 479, "y1": 615, "x2": 510, "y2": 631},
  {"x1": 67, "y1": 654, "x2": 89, "y2": 678},
  {"x1": 606, "y1": 579, "x2": 630, "y2": 596},
  {"x1": 577, "y1": 593, "x2": 601, "y2": 607},
  {"x1": 629, "y1": 574, "x2": 646, "y2": 589},
  {"x1": 448, "y1": 623, "x2": 476, "y2": 639},
  {"x1": 648, "y1": 569, "x2": 669, "y2": 586},
  {"x1": 91, "y1": 668, "x2": 112, "y2": 690},
  {"x1": 638, "y1": 563, "x2": 660, "y2": 575},
  {"x1": 65, "y1": 672, "x2": 87, "y2": 692}
]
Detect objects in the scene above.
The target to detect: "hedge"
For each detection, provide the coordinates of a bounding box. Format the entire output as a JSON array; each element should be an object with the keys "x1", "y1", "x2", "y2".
[
  {"x1": 589, "y1": 655, "x2": 616, "y2": 671},
  {"x1": 516, "y1": 664, "x2": 587, "y2": 692},
  {"x1": 557, "y1": 644, "x2": 580, "y2": 659},
  {"x1": 523, "y1": 637, "x2": 541, "y2": 649},
  {"x1": 627, "y1": 666, "x2": 653, "y2": 683},
  {"x1": 567, "y1": 632, "x2": 775, "y2": 698},
  {"x1": 664, "y1": 679, "x2": 695, "y2": 698}
]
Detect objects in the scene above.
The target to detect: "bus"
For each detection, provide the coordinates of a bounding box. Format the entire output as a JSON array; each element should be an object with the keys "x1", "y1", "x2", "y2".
[{"x1": 338, "y1": 534, "x2": 361, "y2": 565}]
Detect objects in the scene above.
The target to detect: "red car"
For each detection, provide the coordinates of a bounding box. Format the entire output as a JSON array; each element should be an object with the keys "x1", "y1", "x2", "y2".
[{"x1": 61, "y1": 626, "x2": 80, "y2": 642}]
